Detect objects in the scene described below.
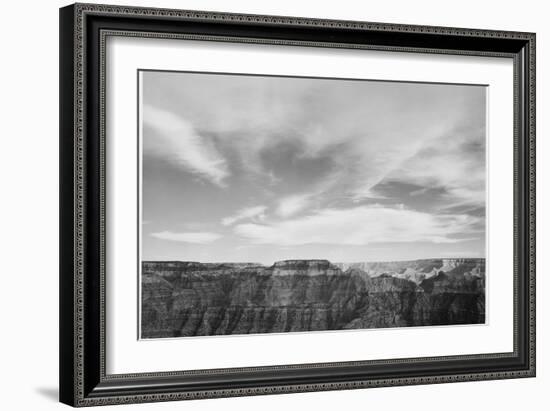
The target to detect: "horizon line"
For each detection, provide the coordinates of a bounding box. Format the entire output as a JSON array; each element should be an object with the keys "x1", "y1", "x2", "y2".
[{"x1": 142, "y1": 256, "x2": 486, "y2": 265}]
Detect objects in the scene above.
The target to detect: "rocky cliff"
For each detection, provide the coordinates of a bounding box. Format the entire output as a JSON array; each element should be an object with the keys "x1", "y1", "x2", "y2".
[
  {"x1": 334, "y1": 258, "x2": 485, "y2": 284},
  {"x1": 141, "y1": 259, "x2": 485, "y2": 338}
]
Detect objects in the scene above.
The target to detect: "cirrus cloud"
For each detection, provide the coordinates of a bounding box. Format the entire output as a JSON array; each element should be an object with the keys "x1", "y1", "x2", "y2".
[
  {"x1": 142, "y1": 104, "x2": 230, "y2": 187},
  {"x1": 150, "y1": 231, "x2": 222, "y2": 244},
  {"x1": 234, "y1": 205, "x2": 481, "y2": 246},
  {"x1": 141, "y1": 71, "x2": 487, "y2": 262},
  {"x1": 221, "y1": 205, "x2": 267, "y2": 226},
  {"x1": 276, "y1": 194, "x2": 312, "y2": 218}
]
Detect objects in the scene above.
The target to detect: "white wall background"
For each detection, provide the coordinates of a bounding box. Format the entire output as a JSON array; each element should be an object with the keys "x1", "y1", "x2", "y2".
[{"x1": 0, "y1": 0, "x2": 546, "y2": 409}]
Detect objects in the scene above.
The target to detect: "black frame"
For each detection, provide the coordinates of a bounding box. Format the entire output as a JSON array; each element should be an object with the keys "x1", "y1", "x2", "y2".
[{"x1": 60, "y1": 3, "x2": 536, "y2": 407}]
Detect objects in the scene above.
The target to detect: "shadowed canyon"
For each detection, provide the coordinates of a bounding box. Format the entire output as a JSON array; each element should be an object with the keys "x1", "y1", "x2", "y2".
[{"x1": 141, "y1": 258, "x2": 485, "y2": 338}]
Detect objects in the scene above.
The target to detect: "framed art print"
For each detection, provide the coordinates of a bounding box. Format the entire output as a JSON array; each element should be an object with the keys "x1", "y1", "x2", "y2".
[
  {"x1": 59, "y1": 3, "x2": 535, "y2": 407},
  {"x1": 138, "y1": 70, "x2": 488, "y2": 339}
]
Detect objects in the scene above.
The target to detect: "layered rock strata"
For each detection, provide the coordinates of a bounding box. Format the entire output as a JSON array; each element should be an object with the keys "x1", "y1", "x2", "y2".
[{"x1": 141, "y1": 259, "x2": 485, "y2": 338}]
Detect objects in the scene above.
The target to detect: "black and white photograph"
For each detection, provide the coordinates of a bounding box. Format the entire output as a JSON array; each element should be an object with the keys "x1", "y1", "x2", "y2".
[
  {"x1": 140, "y1": 70, "x2": 487, "y2": 339},
  {"x1": 52, "y1": 1, "x2": 537, "y2": 408}
]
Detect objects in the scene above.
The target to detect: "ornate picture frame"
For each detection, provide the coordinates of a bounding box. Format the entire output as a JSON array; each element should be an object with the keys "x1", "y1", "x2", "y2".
[{"x1": 59, "y1": 3, "x2": 535, "y2": 407}]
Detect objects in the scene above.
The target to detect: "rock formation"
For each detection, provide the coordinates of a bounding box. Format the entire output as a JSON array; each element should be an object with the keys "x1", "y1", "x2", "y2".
[{"x1": 141, "y1": 259, "x2": 485, "y2": 338}]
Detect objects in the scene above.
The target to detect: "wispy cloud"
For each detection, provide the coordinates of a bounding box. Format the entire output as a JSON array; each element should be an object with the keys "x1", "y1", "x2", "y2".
[
  {"x1": 221, "y1": 205, "x2": 267, "y2": 226},
  {"x1": 234, "y1": 205, "x2": 481, "y2": 246},
  {"x1": 384, "y1": 127, "x2": 486, "y2": 208},
  {"x1": 276, "y1": 194, "x2": 312, "y2": 218},
  {"x1": 150, "y1": 231, "x2": 222, "y2": 244},
  {"x1": 142, "y1": 72, "x2": 487, "y2": 262},
  {"x1": 142, "y1": 104, "x2": 230, "y2": 186}
]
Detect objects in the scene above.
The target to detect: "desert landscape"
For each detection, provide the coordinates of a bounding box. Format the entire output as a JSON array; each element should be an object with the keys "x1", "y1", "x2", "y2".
[{"x1": 141, "y1": 258, "x2": 485, "y2": 338}]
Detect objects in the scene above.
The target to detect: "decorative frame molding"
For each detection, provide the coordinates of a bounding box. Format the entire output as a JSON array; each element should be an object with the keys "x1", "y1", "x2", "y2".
[{"x1": 60, "y1": 3, "x2": 535, "y2": 407}]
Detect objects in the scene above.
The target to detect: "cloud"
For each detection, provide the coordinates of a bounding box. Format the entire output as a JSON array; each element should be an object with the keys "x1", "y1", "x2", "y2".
[
  {"x1": 221, "y1": 205, "x2": 267, "y2": 226},
  {"x1": 150, "y1": 231, "x2": 222, "y2": 244},
  {"x1": 142, "y1": 72, "x2": 487, "y2": 260},
  {"x1": 143, "y1": 73, "x2": 484, "y2": 199},
  {"x1": 234, "y1": 205, "x2": 481, "y2": 246},
  {"x1": 142, "y1": 104, "x2": 229, "y2": 186},
  {"x1": 276, "y1": 194, "x2": 312, "y2": 218},
  {"x1": 384, "y1": 126, "x2": 486, "y2": 208}
]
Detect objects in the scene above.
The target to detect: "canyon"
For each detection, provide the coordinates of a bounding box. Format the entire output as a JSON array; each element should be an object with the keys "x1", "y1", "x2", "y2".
[{"x1": 141, "y1": 258, "x2": 485, "y2": 338}]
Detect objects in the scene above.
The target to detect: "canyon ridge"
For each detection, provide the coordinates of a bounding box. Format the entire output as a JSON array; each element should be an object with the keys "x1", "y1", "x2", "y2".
[{"x1": 141, "y1": 258, "x2": 485, "y2": 338}]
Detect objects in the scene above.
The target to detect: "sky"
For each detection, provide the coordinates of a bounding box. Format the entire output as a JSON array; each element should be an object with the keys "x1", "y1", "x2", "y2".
[{"x1": 140, "y1": 70, "x2": 486, "y2": 264}]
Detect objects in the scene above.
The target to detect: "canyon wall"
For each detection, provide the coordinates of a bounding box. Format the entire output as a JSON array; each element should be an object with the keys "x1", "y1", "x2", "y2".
[{"x1": 141, "y1": 259, "x2": 485, "y2": 338}]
